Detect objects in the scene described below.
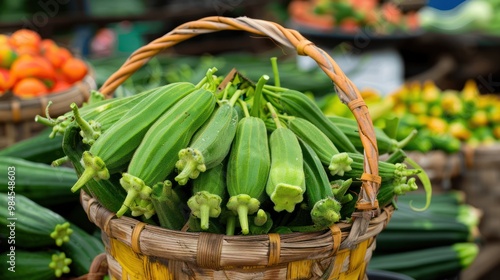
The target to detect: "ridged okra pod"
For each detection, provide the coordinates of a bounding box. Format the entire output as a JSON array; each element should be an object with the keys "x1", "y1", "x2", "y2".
[
  {"x1": 70, "y1": 82, "x2": 196, "y2": 193},
  {"x1": 265, "y1": 108, "x2": 306, "y2": 213},
  {"x1": 150, "y1": 180, "x2": 186, "y2": 230},
  {"x1": 334, "y1": 152, "x2": 422, "y2": 183},
  {"x1": 299, "y1": 139, "x2": 342, "y2": 228},
  {"x1": 62, "y1": 123, "x2": 126, "y2": 212},
  {"x1": 37, "y1": 88, "x2": 151, "y2": 139},
  {"x1": 264, "y1": 89, "x2": 358, "y2": 153},
  {"x1": 70, "y1": 87, "x2": 159, "y2": 145},
  {"x1": 117, "y1": 88, "x2": 216, "y2": 217},
  {"x1": 288, "y1": 117, "x2": 353, "y2": 176},
  {"x1": 187, "y1": 163, "x2": 227, "y2": 230},
  {"x1": 226, "y1": 116, "x2": 271, "y2": 235},
  {"x1": 175, "y1": 100, "x2": 239, "y2": 185},
  {"x1": 36, "y1": 96, "x2": 114, "y2": 138}
]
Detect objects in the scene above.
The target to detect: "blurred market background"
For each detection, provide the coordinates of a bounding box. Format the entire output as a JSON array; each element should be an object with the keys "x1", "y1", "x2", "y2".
[{"x1": 1, "y1": 0, "x2": 500, "y2": 279}]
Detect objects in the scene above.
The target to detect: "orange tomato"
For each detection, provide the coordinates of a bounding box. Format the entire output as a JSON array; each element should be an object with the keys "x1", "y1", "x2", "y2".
[
  {"x1": 10, "y1": 55, "x2": 56, "y2": 82},
  {"x1": 43, "y1": 46, "x2": 72, "y2": 68},
  {"x1": 8, "y1": 29, "x2": 41, "y2": 54},
  {"x1": 0, "y1": 68, "x2": 13, "y2": 91},
  {"x1": 40, "y1": 39, "x2": 58, "y2": 53},
  {"x1": 61, "y1": 57, "x2": 88, "y2": 83},
  {"x1": 13, "y1": 77, "x2": 49, "y2": 98}
]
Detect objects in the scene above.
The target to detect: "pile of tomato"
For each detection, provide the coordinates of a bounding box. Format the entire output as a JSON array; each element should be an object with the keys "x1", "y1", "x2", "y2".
[{"x1": 0, "y1": 29, "x2": 88, "y2": 98}]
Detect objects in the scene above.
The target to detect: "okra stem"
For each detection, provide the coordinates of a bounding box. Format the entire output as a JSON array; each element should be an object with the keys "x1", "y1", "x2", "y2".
[
  {"x1": 270, "y1": 57, "x2": 281, "y2": 87},
  {"x1": 262, "y1": 88, "x2": 279, "y2": 97},
  {"x1": 253, "y1": 209, "x2": 268, "y2": 227},
  {"x1": 117, "y1": 188, "x2": 139, "y2": 217},
  {"x1": 266, "y1": 102, "x2": 282, "y2": 129},
  {"x1": 51, "y1": 156, "x2": 69, "y2": 167},
  {"x1": 238, "y1": 99, "x2": 250, "y2": 118},
  {"x1": 34, "y1": 115, "x2": 56, "y2": 127},
  {"x1": 199, "y1": 204, "x2": 211, "y2": 230},
  {"x1": 262, "y1": 88, "x2": 286, "y2": 112},
  {"x1": 187, "y1": 191, "x2": 223, "y2": 230},
  {"x1": 397, "y1": 129, "x2": 418, "y2": 150},
  {"x1": 228, "y1": 89, "x2": 244, "y2": 107},
  {"x1": 221, "y1": 82, "x2": 232, "y2": 101},
  {"x1": 197, "y1": 67, "x2": 218, "y2": 90},
  {"x1": 263, "y1": 84, "x2": 288, "y2": 92},
  {"x1": 331, "y1": 178, "x2": 353, "y2": 201},
  {"x1": 225, "y1": 213, "x2": 236, "y2": 236},
  {"x1": 385, "y1": 149, "x2": 407, "y2": 164},
  {"x1": 226, "y1": 194, "x2": 260, "y2": 235},
  {"x1": 70, "y1": 103, "x2": 101, "y2": 145},
  {"x1": 117, "y1": 173, "x2": 151, "y2": 217},
  {"x1": 250, "y1": 75, "x2": 269, "y2": 118},
  {"x1": 45, "y1": 100, "x2": 54, "y2": 120},
  {"x1": 70, "y1": 152, "x2": 109, "y2": 193},
  {"x1": 236, "y1": 205, "x2": 250, "y2": 235}
]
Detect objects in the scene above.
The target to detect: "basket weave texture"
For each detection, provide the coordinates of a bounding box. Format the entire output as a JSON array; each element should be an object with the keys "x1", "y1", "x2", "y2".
[
  {"x1": 0, "y1": 74, "x2": 96, "y2": 148},
  {"x1": 81, "y1": 16, "x2": 393, "y2": 280}
]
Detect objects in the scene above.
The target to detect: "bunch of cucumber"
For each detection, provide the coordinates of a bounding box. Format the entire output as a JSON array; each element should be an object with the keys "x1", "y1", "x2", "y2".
[
  {"x1": 35, "y1": 58, "x2": 429, "y2": 236},
  {"x1": 0, "y1": 193, "x2": 104, "y2": 280},
  {"x1": 368, "y1": 191, "x2": 481, "y2": 280}
]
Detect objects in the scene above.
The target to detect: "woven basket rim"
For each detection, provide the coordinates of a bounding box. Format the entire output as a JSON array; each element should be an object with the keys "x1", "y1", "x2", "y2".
[{"x1": 81, "y1": 190, "x2": 393, "y2": 268}]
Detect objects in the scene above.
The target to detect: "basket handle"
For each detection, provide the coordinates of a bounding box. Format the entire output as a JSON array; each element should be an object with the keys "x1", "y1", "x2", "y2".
[{"x1": 99, "y1": 16, "x2": 380, "y2": 218}]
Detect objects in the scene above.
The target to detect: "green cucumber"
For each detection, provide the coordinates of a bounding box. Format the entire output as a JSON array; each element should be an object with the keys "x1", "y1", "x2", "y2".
[
  {"x1": 0, "y1": 128, "x2": 64, "y2": 164},
  {"x1": 0, "y1": 250, "x2": 60, "y2": 280},
  {"x1": 0, "y1": 193, "x2": 69, "y2": 248},
  {"x1": 61, "y1": 224, "x2": 104, "y2": 276},
  {"x1": 0, "y1": 156, "x2": 78, "y2": 206}
]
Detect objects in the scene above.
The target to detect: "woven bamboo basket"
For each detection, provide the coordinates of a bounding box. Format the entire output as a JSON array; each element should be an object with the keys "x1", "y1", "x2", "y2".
[
  {"x1": 79, "y1": 16, "x2": 393, "y2": 280},
  {"x1": 0, "y1": 72, "x2": 96, "y2": 148},
  {"x1": 455, "y1": 144, "x2": 500, "y2": 241}
]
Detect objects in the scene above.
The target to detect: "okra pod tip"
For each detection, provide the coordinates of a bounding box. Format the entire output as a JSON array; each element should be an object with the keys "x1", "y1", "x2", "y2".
[
  {"x1": 175, "y1": 148, "x2": 207, "y2": 185},
  {"x1": 226, "y1": 194, "x2": 260, "y2": 235},
  {"x1": 187, "y1": 191, "x2": 223, "y2": 230},
  {"x1": 329, "y1": 152, "x2": 354, "y2": 176},
  {"x1": 49, "y1": 252, "x2": 72, "y2": 278},
  {"x1": 311, "y1": 197, "x2": 342, "y2": 228},
  {"x1": 117, "y1": 173, "x2": 153, "y2": 218},
  {"x1": 269, "y1": 183, "x2": 305, "y2": 213}
]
